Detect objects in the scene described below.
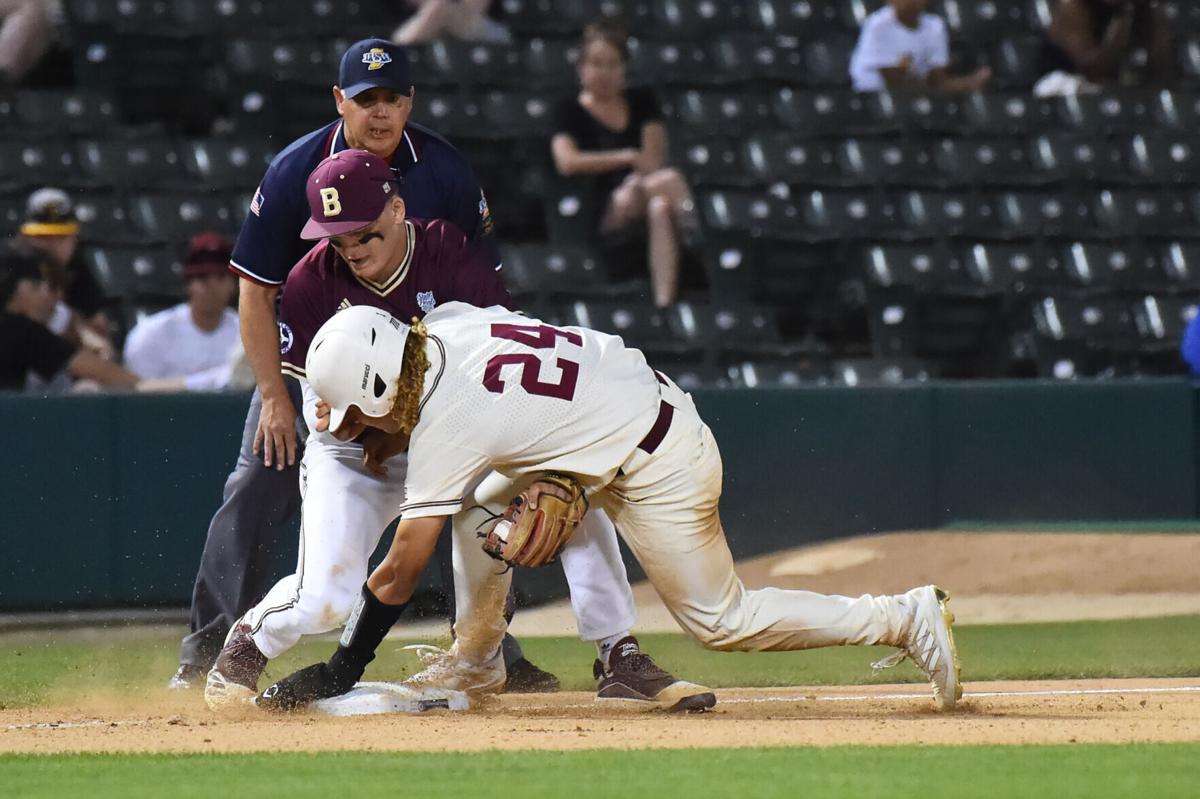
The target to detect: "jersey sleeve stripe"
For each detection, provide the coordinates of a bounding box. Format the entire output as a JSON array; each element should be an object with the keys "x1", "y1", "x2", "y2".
[
  {"x1": 228, "y1": 259, "x2": 284, "y2": 287},
  {"x1": 398, "y1": 499, "x2": 463, "y2": 514},
  {"x1": 281, "y1": 363, "x2": 306, "y2": 379}
]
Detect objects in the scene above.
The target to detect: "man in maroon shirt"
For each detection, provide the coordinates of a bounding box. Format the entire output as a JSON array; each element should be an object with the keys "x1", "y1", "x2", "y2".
[{"x1": 205, "y1": 151, "x2": 705, "y2": 712}]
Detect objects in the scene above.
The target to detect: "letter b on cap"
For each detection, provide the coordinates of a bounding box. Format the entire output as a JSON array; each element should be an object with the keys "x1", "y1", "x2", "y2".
[{"x1": 320, "y1": 187, "x2": 342, "y2": 218}]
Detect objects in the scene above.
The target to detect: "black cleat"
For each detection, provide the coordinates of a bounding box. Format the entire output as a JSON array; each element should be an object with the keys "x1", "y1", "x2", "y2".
[{"x1": 503, "y1": 657, "x2": 561, "y2": 693}]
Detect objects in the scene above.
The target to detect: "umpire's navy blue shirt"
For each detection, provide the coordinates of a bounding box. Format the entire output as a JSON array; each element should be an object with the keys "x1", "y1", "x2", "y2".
[{"x1": 230, "y1": 120, "x2": 498, "y2": 286}]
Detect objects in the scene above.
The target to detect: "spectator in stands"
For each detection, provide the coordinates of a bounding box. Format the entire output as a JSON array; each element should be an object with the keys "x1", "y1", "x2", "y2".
[
  {"x1": 1, "y1": 243, "x2": 138, "y2": 391},
  {"x1": 551, "y1": 21, "x2": 698, "y2": 309},
  {"x1": 849, "y1": 0, "x2": 992, "y2": 93},
  {"x1": 123, "y1": 233, "x2": 242, "y2": 392},
  {"x1": 1180, "y1": 309, "x2": 1200, "y2": 378},
  {"x1": 16, "y1": 187, "x2": 115, "y2": 359},
  {"x1": 0, "y1": 0, "x2": 55, "y2": 85},
  {"x1": 391, "y1": 0, "x2": 512, "y2": 45},
  {"x1": 1035, "y1": 0, "x2": 1173, "y2": 97}
]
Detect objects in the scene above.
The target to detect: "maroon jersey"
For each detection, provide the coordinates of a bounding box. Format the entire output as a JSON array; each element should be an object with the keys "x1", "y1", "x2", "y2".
[{"x1": 278, "y1": 217, "x2": 512, "y2": 380}]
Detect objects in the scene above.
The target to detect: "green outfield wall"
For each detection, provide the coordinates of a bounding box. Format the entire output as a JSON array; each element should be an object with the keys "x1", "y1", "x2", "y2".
[{"x1": 1, "y1": 378, "x2": 1195, "y2": 610}]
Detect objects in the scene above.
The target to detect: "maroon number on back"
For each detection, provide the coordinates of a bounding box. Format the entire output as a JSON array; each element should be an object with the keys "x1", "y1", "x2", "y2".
[{"x1": 483, "y1": 323, "x2": 582, "y2": 400}]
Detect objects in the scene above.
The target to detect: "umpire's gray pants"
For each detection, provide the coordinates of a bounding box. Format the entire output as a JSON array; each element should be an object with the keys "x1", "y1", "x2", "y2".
[{"x1": 179, "y1": 381, "x2": 306, "y2": 669}]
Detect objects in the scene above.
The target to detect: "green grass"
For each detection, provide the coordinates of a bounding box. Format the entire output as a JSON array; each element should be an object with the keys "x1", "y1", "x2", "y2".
[
  {"x1": 5, "y1": 746, "x2": 1200, "y2": 799},
  {"x1": 2, "y1": 615, "x2": 1199, "y2": 709}
]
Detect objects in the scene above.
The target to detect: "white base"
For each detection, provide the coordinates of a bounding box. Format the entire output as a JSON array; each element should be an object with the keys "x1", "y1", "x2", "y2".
[{"x1": 314, "y1": 681, "x2": 471, "y2": 716}]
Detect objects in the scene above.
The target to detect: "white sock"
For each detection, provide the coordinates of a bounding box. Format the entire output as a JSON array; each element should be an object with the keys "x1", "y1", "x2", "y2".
[{"x1": 596, "y1": 631, "x2": 632, "y2": 669}]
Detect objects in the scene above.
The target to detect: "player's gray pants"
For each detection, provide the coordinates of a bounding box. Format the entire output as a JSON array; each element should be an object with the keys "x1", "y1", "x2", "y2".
[{"x1": 179, "y1": 382, "x2": 307, "y2": 669}]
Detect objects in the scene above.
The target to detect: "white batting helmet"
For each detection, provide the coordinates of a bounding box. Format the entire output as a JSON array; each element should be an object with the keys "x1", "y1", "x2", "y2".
[{"x1": 306, "y1": 305, "x2": 410, "y2": 433}]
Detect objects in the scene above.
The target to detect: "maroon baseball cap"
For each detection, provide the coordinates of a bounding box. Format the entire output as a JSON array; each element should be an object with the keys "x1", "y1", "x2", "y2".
[
  {"x1": 301, "y1": 150, "x2": 400, "y2": 240},
  {"x1": 183, "y1": 231, "x2": 233, "y2": 278}
]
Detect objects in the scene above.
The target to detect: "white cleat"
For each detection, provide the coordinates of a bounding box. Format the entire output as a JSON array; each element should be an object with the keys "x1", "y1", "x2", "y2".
[
  {"x1": 399, "y1": 641, "x2": 506, "y2": 698},
  {"x1": 873, "y1": 585, "x2": 962, "y2": 711},
  {"x1": 204, "y1": 669, "x2": 258, "y2": 710}
]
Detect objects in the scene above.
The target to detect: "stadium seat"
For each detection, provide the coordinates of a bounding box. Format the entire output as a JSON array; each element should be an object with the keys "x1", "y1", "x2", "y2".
[
  {"x1": 1092, "y1": 188, "x2": 1192, "y2": 237},
  {"x1": 831, "y1": 357, "x2": 933, "y2": 386},
  {"x1": 520, "y1": 38, "x2": 576, "y2": 90},
  {"x1": 651, "y1": 0, "x2": 749, "y2": 37},
  {"x1": 708, "y1": 35, "x2": 803, "y2": 84},
  {"x1": 411, "y1": 92, "x2": 484, "y2": 139},
  {"x1": 1054, "y1": 92, "x2": 1154, "y2": 135},
  {"x1": 1032, "y1": 294, "x2": 1137, "y2": 344},
  {"x1": 80, "y1": 245, "x2": 181, "y2": 301},
  {"x1": 772, "y1": 88, "x2": 879, "y2": 136},
  {"x1": 838, "y1": 138, "x2": 934, "y2": 187},
  {"x1": 500, "y1": 243, "x2": 641, "y2": 300},
  {"x1": 129, "y1": 192, "x2": 239, "y2": 243},
  {"x1": 662, "y1": 363, "x2": 743, "y2": 390},
  {"x1": 1029, "y1": 134, "x2": 1127, "y2": 183},
  {"x1": 738, "y1": 361, "x2": 829, "y2": 388},
  {"x1": 0, "y1": 140, "x2": 78, "y2": 188},
  {"x1": 183, "y1": 139, "x2": 277, "y2": 190},
  {"x1": 699, "y1": 189, "x2": 787, "y2": 238},
  {"x1": 963, "y1": 241, "x2": 1064, "y2": 293},
  {"x1": 749, "y1": 0, "x2": 843, "y2": 36},
  {"x1": 803, "y1": 37, "x2": 855, "y2": 87},
  {"x1": 934, "y1": 137, "x2": 1046, "y2": 187},
  {"x1": 1061, "y1": 241, "x2": 1151, "y2": 292},
  {"x1": 962, "y1": 93, "x2": 1057, "y2": 135},
  {"x1": 742, "y1": 134, "x2": 842, "y2": 187},
  {"x1": 14, "y1": 91, "x2": 118, "y2": 135},
  {"x1": 899, "y1": 191, "x2": 995, "y2": 238},
  {"x1": 863, "y1": 91, "x2": 966, "y2": 134},
  {"x1": 990, "y1": 35, "x2": 1044, "y2": 90},
  {"x1": 1179, "y1": 35, "x2": 1200, "y2": 82},
  {"x1": 568, "y1": 299, "x2": 702, "y2": 363},
  {"x1": 678, "y1": 136, "x2": 751, "y2": 187},
  {"x1": 1127, "y1": 134, "x2": 1200, "y2": 183},
  {"x1": 1160, "y1": 240, "x2": 1200, "y2": 291},
  {"x1": 224, "y1": 38, "x2": 329, "y2": 83},
  {"x1": 670, "y1": 90, "x2": 774, "y2": 138},
  {"x1": 1134, "y1": 294, "x2": 1199, "y2": 345},
  {"x1": 1153, "y1": 89, "x2": 1200, "y2": 131},
  {"x1": 674, "y1": 301, "x2": 794, "y2": 363},
  {"x1": 422, "y1": 40, "x2": 524, "y2": 88},
  {"x1": 627, "y1": 40, "x2": 713, "y2": 87},
  {"x1": 802, "y1": 189, "x2": 902, "y2": 241},
  {"x1": 480, "y1": 91, "x2": 556, "y2": 139},
  {"x1": 940, "y1": 0, "x2": 1030, "y2": 41},
  {"x1": 993, "y1": 190, "x2": 1092, "y2": 238},
  {"x1": 860, "y1": 241, "x2": 972, "y2": 293},
  {"x1": 77, "y1": 138, "x2": 187, "y2": 189}
]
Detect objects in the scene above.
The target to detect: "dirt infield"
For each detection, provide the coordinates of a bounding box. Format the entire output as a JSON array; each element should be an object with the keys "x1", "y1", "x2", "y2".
[{"x1": 2, "y1": 679, "x2": 1198, "y2": 753}]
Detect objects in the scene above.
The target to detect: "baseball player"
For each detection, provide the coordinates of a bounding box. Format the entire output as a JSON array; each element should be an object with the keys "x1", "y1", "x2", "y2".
[
  {"x1": 175, "y1": 37, "x2": 625, "y2": 692},
  {"x1": 204, "y1": 150, "x2": 713, "y2": 713},
  {"x1": 254, "y1": 302, "x2": 962, "y2": 713}
]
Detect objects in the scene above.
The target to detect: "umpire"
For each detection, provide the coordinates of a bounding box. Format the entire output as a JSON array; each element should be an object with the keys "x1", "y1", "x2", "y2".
[{"x1": 171, "y1": 38, "x2": 551, "y2": 691}]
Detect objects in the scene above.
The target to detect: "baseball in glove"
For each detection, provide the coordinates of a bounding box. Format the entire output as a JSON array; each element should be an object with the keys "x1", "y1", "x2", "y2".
[{"x1": 479, "y1": 473, "x2": 588, "y2": 568}]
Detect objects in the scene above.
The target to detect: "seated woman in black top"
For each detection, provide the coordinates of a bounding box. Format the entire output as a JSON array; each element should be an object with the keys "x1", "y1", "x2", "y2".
[{"x1": 551, "y1": 22, "x2": 696, "y2": 309}]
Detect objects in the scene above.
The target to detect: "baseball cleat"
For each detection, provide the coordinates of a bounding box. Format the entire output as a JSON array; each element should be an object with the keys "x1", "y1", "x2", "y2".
[
  {"x1": 503, "y1": 657, "x2": 561, "y2": 693},
  {"x1": 873, "y1": 585, "x2": 962, "y2": 711},
  {"x1": 594, "y1": 636, "x2": 716, "y2": 713},
  {"x1": 204, "y1": 622, "x2": 268, "y2": 711},
  {"x1": 166, "y1": 663, "x2": 206, "y2": 691},
  {"x1": 399, "y1": 641, "x2": 506, "y2": 698}
]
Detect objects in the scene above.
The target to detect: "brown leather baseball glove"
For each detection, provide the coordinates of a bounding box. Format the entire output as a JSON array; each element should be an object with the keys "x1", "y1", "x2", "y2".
[{"x1": 480, "y1": 473, "x2": 588, "y2": 568}]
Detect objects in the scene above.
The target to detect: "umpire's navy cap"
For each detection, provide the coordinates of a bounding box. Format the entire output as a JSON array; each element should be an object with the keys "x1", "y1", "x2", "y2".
[{"x1": 338, "y1": 38, "x2": 413, "y2": 100}]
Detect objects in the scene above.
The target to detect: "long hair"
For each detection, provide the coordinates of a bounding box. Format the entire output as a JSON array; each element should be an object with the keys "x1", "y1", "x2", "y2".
[{"x1": 387, "y1": 317, "x2": 430, "y2": 435}]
